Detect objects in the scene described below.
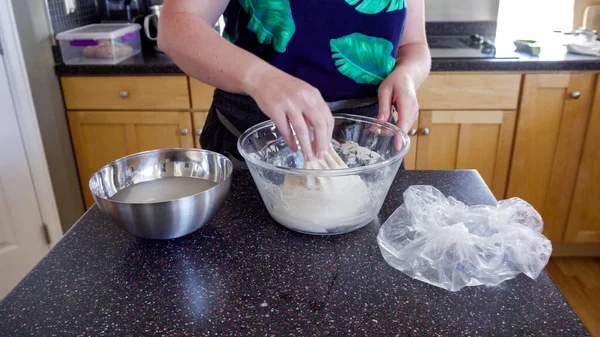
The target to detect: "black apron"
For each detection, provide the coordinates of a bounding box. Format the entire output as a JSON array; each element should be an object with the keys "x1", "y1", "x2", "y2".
[{"x1": 200, "y1": 88, "x2": 405, "y2": 170}]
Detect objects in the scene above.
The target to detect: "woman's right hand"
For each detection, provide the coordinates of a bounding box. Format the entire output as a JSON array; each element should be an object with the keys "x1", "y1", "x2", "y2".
[{"x1": 245, "y1": 68, "x2": 334, "y2": 162}]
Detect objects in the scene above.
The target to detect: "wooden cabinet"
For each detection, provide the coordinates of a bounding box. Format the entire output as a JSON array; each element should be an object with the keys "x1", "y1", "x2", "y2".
[
  {"x1": 408, "y1": 74, "x2": 521, "y2": 199},
  {"x1": 564, "y1": 82, "x2": 600, "y2": 243},
  {"x1": 61, "y1": 75, "x2": 217, "y2": 209},
  {"x1": 59, "y1": 73, "x2": 600, "y2": 249},
  {"x1": 190, "y1": 78, "x2": 214, "y2": 148},
  {"x1": 67, "y1": 110, "x2": 194, "y2": 208},
  {"x1": 403, "y1": 120, "x2": 419, "y2": 170},
  {"x1": 61, "y1": 76, "x2": 191, "y2": 110},
  {"x1": 192, "y1": 112, "x2": 209, "y2": 148},
  {"x1": 417, "y1": 73, "x2": 521, "y2": 110},
  {"x1": 506, "y1": 73, "x2": 597, "y2": 242},
  {"x1": 412, "y1": 110, "x2": 516, "y2": 199},
  {"x1": 190, "y1": 78, "x2": 216, "y2": 110}
]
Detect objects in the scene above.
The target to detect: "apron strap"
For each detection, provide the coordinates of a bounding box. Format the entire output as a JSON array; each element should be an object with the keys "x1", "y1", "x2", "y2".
[
  {"x1": 215, "y1": 108, "x2": 249, "y2": 169},
  {"x1": 216, "y1": 108, "x2": 243, "y2": 138},
  {"x1": 327, "y1": 96, "x2": 378, "y2": 111}
]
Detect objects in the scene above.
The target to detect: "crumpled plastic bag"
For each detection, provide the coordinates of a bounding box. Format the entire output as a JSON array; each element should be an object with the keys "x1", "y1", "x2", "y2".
[{"x1": 377, "y1": 185, "x2": 552, "y2": 292}]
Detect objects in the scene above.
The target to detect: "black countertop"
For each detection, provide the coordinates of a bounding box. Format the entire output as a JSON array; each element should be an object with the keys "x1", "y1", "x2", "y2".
[
  {"x1": 0, "y1": 170, "x2": 589, "y2": 336},
  {"x1": 54, "y1": 46, "x2": 600, "y2": 76}
]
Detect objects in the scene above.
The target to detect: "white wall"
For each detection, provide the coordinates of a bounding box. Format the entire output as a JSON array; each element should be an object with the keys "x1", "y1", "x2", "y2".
[
  {"x1": 425, "y1": 0, "x2": 500, "y2": 21},
  {"x1": 10, "y1": 0, "x2": 85, "y2": 231}
]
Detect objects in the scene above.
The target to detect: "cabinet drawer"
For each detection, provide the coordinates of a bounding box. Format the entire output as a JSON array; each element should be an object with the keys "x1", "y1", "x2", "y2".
[
  {"x1": 61, "y1": 76, "x2": 191, "y2": 110},
  {"x1": 417, "y1": 74, "x2": 522, "y2": 110},
  {"x1": 190, "y1": 78, "x2": 215, "y2": 110}
]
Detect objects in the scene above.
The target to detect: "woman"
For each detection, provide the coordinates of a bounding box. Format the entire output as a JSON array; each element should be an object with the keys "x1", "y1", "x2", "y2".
[{"x1": 158, "y1": 0, "x2": 430, "y2": 166}]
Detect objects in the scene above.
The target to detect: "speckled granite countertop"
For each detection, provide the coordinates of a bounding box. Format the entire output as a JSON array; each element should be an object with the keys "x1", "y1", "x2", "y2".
[
  {"x1": 54, "y1": 47, "x2": 600, "y2": 76},
  {"x1": 0, "y1": 170, "x2": 589, "y2": 336}
]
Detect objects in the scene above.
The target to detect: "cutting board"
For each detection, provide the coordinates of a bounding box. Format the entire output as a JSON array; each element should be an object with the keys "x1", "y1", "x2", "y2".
[{"x1": 583, "y1": 5, "x2": 600, "y2": 31}]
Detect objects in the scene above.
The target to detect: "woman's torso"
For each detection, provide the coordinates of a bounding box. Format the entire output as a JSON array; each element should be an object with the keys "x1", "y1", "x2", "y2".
[{"x1": 222, "y1": 0, "x2": 408, "y2": 102}]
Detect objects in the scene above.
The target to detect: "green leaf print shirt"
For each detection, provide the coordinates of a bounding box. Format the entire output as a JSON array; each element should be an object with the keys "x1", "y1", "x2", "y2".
[{"x1": 222, "y1": 0, "x2": 408, "y2": 102}]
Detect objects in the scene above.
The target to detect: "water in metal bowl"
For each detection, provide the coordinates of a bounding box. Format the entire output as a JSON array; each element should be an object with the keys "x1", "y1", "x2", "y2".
[{"x1": 89, "y1": 148, "x2": 233, "y2": 239}]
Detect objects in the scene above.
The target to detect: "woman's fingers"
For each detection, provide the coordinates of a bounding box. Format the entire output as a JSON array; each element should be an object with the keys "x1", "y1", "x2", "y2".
[
  {"x1": 248, "y1": 68, "x2": 333, "y2": 161},
  {"x1": 394, "y1": 92, "x2": 418, "y2": 133},
  {"x1": 287, "y1": 110, "x2": 314, "y2": 162},
  {"x1": 304, "y1": 108, "x2": 329, "y2": 159},
  {"x1": 392, "y1": 90, "x2": 419, "y2": 152},
  {"x1": 377, "y1": 84, "x2": 393, "y2": 123},
  {"x1": 271, "y1": 113, "x2": 297, "y2": 152},
  {"x1": 375, "y1": 76, "x2": 419, "y2": 153}
]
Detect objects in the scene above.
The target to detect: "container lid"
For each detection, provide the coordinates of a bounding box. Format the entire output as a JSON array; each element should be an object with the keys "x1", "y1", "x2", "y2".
[{"x1": 56, "y1": 23, "x2": 141, "y2": 41}]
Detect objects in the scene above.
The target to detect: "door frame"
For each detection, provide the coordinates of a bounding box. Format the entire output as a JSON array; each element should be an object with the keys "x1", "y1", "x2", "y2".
[{"x1": 0, "y1": 0, "x2": 63, "y2": 246}]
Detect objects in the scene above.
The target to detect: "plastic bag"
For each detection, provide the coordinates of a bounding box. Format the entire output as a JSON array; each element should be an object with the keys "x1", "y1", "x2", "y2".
[{"x1": 377, "y1": 185, "x2": 552, "y2": 292}]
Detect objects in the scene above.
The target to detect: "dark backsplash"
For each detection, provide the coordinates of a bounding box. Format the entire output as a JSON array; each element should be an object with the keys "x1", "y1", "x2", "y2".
[
  {"x1": 47, "y1": 0, "x2": 101, "y2": 34},
  {"x1": 426, "y1": 21, "x2": 498, "y2": 37}
]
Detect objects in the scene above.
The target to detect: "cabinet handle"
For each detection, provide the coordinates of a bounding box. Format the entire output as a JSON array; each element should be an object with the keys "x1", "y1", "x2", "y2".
[
  {"x1": 570, "y1": 91, "x2": 581, "y2": 99},
  {"x1": 180, "y1": 128, "x2": 189, "y2": 136},
  {"x1": 195, "y1": 128, "x2": 203, "y2": 136},
  {"x1": 119, "y1": 90, "x2": 129, "y2": 98},
  {"x1": 420, "y1": 127, "x2": 430, "y2": 136},
  {"x1": 408, "y1": 128, "x2": 417, "y2": 136}
]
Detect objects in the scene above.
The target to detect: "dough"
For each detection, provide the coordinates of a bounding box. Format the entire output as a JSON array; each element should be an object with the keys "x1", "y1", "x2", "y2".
[
  {"x1": 83, "y1": 46, "x2": 97, "y2": 58},
  {"x1": 270, "y1": 143, "x2": 370, "y2": 234},
  {"x1": 82, "y1": 40, "x2": 134, "y2": 59}
]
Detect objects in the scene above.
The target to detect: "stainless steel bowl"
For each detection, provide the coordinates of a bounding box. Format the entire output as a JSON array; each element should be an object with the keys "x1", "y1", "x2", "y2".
[{"x1": 89, "y1": 148, "x2": 233, "y2": 240}]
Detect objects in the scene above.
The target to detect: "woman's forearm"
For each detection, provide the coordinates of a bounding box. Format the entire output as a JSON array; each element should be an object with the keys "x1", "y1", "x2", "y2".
[
  {"x1": 395, "y1": 43, "x2": 431, "y2": 89},
  {"x1": 157, "y1": 11, "x2": 274, "y2": 96}
]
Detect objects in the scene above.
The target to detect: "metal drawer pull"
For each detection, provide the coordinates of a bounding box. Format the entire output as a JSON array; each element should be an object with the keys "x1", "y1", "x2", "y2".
[
  {"x1": 408, "y1": 128, "x2": 417, "y2": 136},
  {"x1": 570, "y1": 91, "x2": 581, "y2": 99},
  {"x1": 421, "y1": 128, "x2": 430, "y2": 136},
  {"x1": 180, "y1": 128, "x2": 189, "y2": 136},
  {"x1": 195, "y1": 128, "x2": 203, "y2": 136},
  {"x1": 119, "y1": 90, "x2": 129, "y2": 98}
]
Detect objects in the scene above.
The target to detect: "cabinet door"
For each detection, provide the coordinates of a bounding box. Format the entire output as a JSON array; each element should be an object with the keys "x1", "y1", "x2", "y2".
[
  {"x1": 403, "y1": 120, "x2": 419, "y2": 170},
  {"x1": 506, "y1": 74, "x2": 596, "y2": 242},
  {"x1": 192, "y1": 112, "x2": 209, "y2": 148},
  {"x1": 190, "y1": 79, "x2": 215, "y2": 110},
  {"x1": 68, "y1": 111, "x2": 194, "y2": 209},
  {"x1": 564, "y1": 82, "x2": 600, "y2": 243},
  {"x1": 416, "y1": 110, "x2": 516, "y2": 199}
]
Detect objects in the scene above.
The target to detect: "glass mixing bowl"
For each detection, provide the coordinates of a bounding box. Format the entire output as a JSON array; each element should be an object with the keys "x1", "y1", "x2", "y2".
[{"x1": 237, "y1": 114, "x2": 410, "y2": 235}]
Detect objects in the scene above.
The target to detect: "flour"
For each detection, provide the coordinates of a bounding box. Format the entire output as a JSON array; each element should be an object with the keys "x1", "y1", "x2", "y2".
[
  {"x1": 269, "y1": 143, "x2": 371, "y2": 234},
  {"x1": 335, "y1": 140, "x2": 382, "y2": 167}
]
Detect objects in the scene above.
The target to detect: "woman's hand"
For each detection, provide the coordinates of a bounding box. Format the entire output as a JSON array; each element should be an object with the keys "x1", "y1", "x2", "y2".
[
  {"x1": 376, "y1": 0, "x2": 430, "y2": 142},
  {"x1": 158, "y1": 0, "x2": 333, "y2": 161},
  {"x1": 246, "y1": 67, "x2": 334, "y2": 162},
  {"x1": 376, "y1": 69, "x2": 419, "y2": 133}
]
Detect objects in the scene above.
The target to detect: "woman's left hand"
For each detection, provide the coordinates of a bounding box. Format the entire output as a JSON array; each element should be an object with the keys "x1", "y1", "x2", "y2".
[{"x1": 376, "y1": 68, "x2": 419, "y2": 133}]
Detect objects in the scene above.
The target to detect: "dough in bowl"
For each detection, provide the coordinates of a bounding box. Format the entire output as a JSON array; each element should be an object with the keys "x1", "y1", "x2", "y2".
[{"x1": 270, "y1": 143, "x2": 370, "y2": 234}]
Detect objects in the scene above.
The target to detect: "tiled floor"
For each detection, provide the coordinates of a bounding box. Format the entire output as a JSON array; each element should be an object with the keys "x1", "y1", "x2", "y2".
[{"x1": 546, "y1": 258, "x2": 600, "y2": 337}]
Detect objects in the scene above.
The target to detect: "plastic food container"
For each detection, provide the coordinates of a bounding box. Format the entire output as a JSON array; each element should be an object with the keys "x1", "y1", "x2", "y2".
[
  {"x1": 238, "y1": 114, "x2": 410, "y2": 235},
  {"x1": 56, "y1": 23, "x2": 142, "y2": 65}
]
